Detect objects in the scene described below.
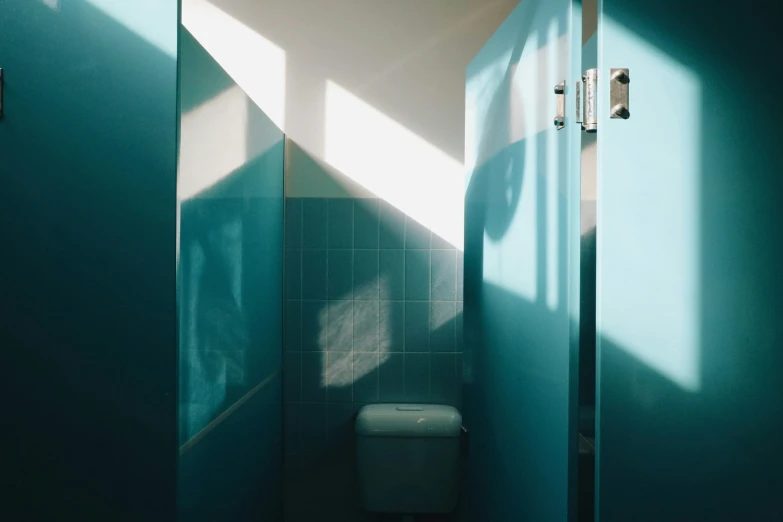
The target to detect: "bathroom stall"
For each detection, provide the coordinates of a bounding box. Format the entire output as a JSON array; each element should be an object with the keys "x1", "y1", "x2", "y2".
[
  {"x1": 1, "y1": 0, "x2": 286, "y2": 519},
  {"x1": 5, "y1": 0, "x2": 782, "y2": 519},
  {"x1": 0, "y1": 0, "x2": 180, "y2": 518},
  {"x1": 465, "y1": 0, "x2": 783, "y2": 520},
  {"x1": 593, "y1": 0, "x2": 783, "y2": 520},
  {"x1": 463, "y1": 0, "x2": 583, "y2": 520},
  {"x1": 176, "y1": 25, "x2": 285, "y2": 522}
]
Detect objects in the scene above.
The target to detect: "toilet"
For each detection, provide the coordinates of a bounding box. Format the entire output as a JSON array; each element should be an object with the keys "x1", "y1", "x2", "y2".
[{"x1": 355, "y1": 404, "x2": 462, "y2": 515}]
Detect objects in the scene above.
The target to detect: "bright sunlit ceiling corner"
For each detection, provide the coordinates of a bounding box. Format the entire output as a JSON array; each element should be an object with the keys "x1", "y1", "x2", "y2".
[{"x1": 324, "y1": 80, "x2": 465, "y2": 250}]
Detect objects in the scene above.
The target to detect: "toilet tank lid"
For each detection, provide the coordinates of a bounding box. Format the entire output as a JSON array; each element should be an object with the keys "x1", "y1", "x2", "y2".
[{"x1": 355, "y1": 404, "x2": 462, "y2": 438}]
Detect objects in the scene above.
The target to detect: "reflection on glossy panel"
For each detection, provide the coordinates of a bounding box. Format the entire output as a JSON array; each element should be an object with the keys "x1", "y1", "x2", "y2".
[{"x1": 177, "y1": 27, "x2": 284, "y2": 522}]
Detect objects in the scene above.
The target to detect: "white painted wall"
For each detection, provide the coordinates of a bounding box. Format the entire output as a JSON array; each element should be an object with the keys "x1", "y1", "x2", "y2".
[{"x1": 182, "y1": 0, "x2": 519, "y2": 248}]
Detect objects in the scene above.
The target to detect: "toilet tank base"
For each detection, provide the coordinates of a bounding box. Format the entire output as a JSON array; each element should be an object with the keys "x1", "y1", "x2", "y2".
[{"x1": 357, "y1": 436, "x2": 459, "y2": 514}]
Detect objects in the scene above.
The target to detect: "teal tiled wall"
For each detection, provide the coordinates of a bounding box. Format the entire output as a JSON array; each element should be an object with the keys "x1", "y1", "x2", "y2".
[{"x1": 283, "y1": 197, "x2": 463, "y2": 521}]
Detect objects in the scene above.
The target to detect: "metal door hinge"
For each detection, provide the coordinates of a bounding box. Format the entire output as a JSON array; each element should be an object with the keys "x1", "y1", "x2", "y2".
[
  {"x1": 575, "y1": 68, "x2": 630, "y2": 132},
  {"x1": 554, "y1": 81, "x2": 565, "y2": 130},
  {"x1": 578, "y1": 68, "x2": 598, "y2": 132},
  {"x1": 610, "y1": 68, "x2": 630, "y2": 119}
]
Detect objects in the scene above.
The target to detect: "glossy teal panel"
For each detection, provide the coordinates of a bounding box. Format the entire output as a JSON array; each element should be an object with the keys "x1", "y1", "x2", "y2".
[
  {"x1": 463, "y1": 0, "x2": 581, "y2": 520},
  {"x1": 0, "y1": 0, "x2": 179, "y2": 518},
  {"x1": 596, "y1": 1, "x2": 783, "y2": 520},
  {"x1": 178, "y1": 375, "x2": 283, "y2": 522},
  {"x1": 177, "y1": 27, "x2": 283, "y2": 522}
]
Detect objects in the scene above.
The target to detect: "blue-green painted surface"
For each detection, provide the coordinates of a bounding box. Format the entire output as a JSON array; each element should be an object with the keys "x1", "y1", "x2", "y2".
[
  {"x1": 463, "y1": 0, "x2": 581, "y2": 520},
  {"x1": 282, "y1": 197, "x2": 463, "y2": 522},
  {"x1": 0, "y1": 0, "x2": 179, "y2": 519},
  {"x1": 177, "y1": 28, "x2": 284, "y2": 522},
  {"x1": 596, "y1": 0, "x2": 783, "y2": 520}
]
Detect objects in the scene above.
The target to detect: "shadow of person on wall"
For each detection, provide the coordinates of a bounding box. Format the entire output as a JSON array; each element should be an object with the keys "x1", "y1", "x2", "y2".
[{"x1": 178, "y1": 144, "x2": 285, "y2": 522}]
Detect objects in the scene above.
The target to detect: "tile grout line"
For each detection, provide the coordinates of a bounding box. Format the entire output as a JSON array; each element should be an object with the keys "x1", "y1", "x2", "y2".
[
  {"x1": 301, "y1": 246, "x2": 447, "y2": 250},
  {"x1": 297, "y1": 298, "x2": 459, "y2": 303},
  {"x1": 324, "y1": 201, "x2": 329, "y2": 441},
  {"x1": 375, "y1": 200, "x2": 381, "y2": 401},
  {"x1": 429, "y1": 249, "x2": 433, "y2": 401},
  {"x1": 375, "y1": 204, "x2": 381, "y2": 400},
  {"x1": 284, "y1": 350, "x2": 462, "y2": 354},
  {"x1": 454, "y1": 249, "x2": 458, "y2": 357},
  {"x1": 325, "y1": 201, "x2": 330, "y2": 356},
  {"x1": 350, "y1": 200, "x2": 355, "y2": 405},
  {"x1": 402, "y1": 205, "x2": 407, "y2": 399},
  {"x1": 299, "y1": 201, "x2": 304, "y2": 416},
  {"x1": 297, "y1": 201, "x2": 304, "y2": 452},
  {"x1": 375, "y1": 199, "x2": 382, "y2": 401},
  {"x1": 324, "y1": 200, "x2": 331, "y2": 441},
  {"x1": 428, "y1": 249, "x2": 432, "y2": 400}
]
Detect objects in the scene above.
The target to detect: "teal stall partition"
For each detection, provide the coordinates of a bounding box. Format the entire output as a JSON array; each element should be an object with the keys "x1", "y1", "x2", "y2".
[
  {"x1": 176, "y1": 27, "x2": 285, "y2": 522},
  {"x1": 595, "y1": 0, "x2": 783, "y2": 520},
  {"x1": 0, "y1": 0, "x2": 179, "y2": 519},
  {"x1": 463, "y1": 0, "x2": 582, "y2": 520}
]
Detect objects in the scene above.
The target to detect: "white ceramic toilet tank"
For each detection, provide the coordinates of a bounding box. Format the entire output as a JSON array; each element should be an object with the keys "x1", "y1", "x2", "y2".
[{"x1": 355, "y1": 404, "x2": 462, "y2": 514}]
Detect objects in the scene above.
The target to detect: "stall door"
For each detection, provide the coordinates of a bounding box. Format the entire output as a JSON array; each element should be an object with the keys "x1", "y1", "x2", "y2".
[
  {"x1": 0, "y1": 1, "x2": 179, "y2": 519},
  {"x1": 595, "y1": 0, "x2": 783, "y2": 520},
  {"x1": 464, "y1": 0, "x2": 582, "y2": 519}
]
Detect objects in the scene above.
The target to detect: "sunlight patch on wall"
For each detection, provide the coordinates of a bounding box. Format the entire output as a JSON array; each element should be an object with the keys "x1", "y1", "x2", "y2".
[
  {"x1": 321, "y1": 281, "x2": 392, "y2": 388},
  {"x1": 183, "y1": 0, "x2": 286, "y2": 130},
  {"x1": 42, "y1": 0, "x2": 60, "y2": 11},
  {"x1": 327, "y1": 300, "x2": 353, "y2": 351},
  {"x1": 598, "y1": 17, "x2": 702, "y2": 392},
  {"x1": 324, "y1": 80, "x2": 464, "y2": 250},
  {"x1": 324, "y1": 351, "x2": 351, "y2": 388},
  {"x1": 85, "y1": 0, "x2": 177, "y2": 56},
  {"x1": 432, "y1": 300, "x2": 459, "y2": 331},
  {"x1": 323, "y1": 351, "x2": 393, "y2": 389}
]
